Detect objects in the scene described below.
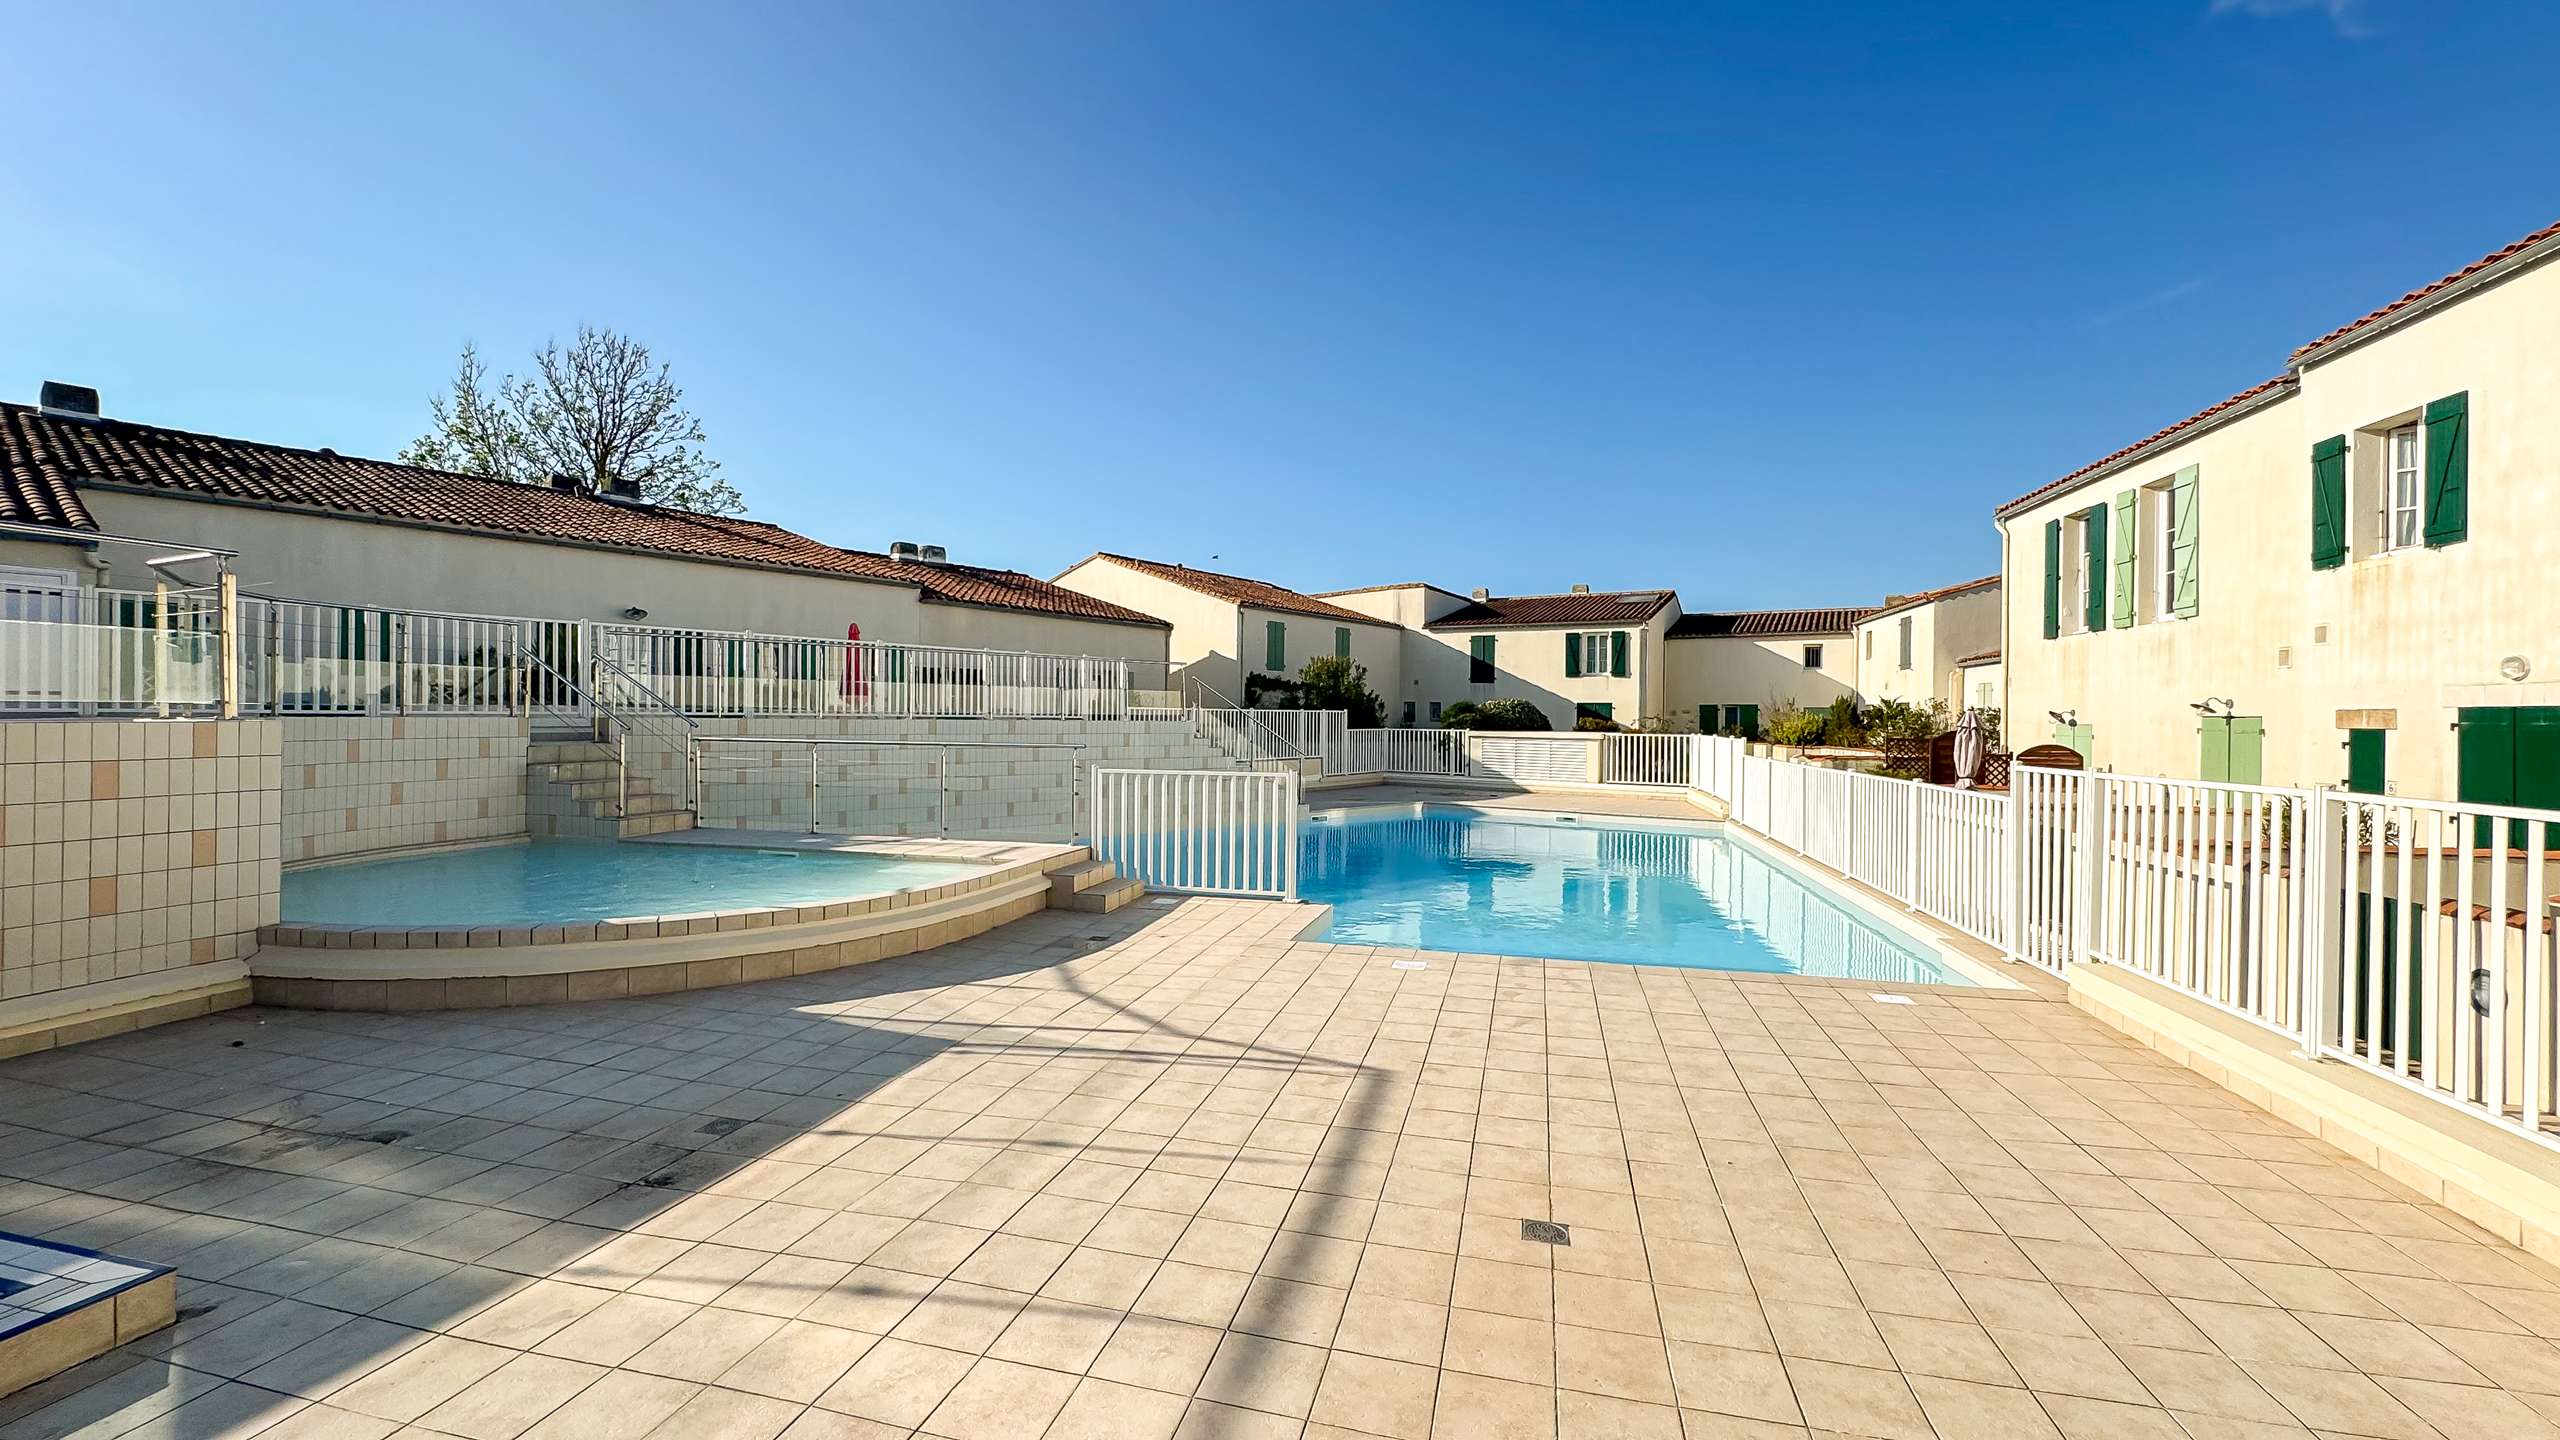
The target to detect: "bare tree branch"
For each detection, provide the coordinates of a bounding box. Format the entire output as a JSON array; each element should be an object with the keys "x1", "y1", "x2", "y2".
[{"x1": 402, "y1": 326, "x2": 744, "y2": 515}]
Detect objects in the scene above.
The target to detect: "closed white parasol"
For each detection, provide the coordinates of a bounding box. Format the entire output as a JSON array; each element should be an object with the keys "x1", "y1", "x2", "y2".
[{"x1": 1952, "y1": 708, "x2": 1987, "y2": 788}]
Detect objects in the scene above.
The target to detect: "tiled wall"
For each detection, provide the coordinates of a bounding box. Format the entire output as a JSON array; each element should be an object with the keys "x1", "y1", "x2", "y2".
[
  {"x1": 0, "y1": 719, "x2": 281, "y2": 1005},
  {"x1": 639, "y1": 716, "x2": 1240, "y2": 840},
  {"x1": 280, "y1": 716, "x2": 528, "y2": 861}
]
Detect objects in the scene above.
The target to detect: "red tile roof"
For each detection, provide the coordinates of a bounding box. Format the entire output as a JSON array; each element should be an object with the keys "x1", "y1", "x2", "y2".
[
  {"x1": 1070, "y1": 553, "x2": 1385, "y2": 626},
  {"x1": 1666, "y1": 607, "x2": 1874, "y2": 639},
  {"x1": 1993, "y1": 376, "x2": 2296, "y2": 520},
  {"x1": 2291, "y1": 215, "x2": 2560, "y2": 364},
  {"x1": 1871, "y1": 574, "x2": 2000, "y2": 619},
  {"x1": 0, "y1": 400, "x2": 1164, "y2": 627},
  {"x1": 1955, "y1": 648, "x2": 2001, "y2": 667},
  {"x1": 1423, "y1": 589, "x2": 1676, "y2": 631}
]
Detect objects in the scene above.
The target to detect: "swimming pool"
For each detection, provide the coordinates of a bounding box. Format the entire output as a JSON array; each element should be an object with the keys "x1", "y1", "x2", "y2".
[
  {"x1": 281, "y1": 840, "x2": 990, "y2": 929},
  {"x1": 1300, "y1": 806, "x2": 1971, "y2": 984}
]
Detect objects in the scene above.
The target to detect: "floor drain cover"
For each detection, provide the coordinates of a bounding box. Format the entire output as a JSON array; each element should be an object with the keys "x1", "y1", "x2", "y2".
[
  {"x1": 1868, "y1": 993, "x2": 1916, "y2": 1006},
  {"x1": 697, "y1": 1117, "x2": 747, "y2": 1137},
  {"x1": 1521, "y1": 1219, "x2": 1571, "y2": 1246},
  {"x1": 1391, "y1": 960, "x2": 1427, "y2": 971}
]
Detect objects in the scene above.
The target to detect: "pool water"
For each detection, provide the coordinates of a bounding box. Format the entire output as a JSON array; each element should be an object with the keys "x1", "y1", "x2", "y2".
[
  {"x1": 1300, "y1": 807, "x2": 1970, "y2": 985},
  {"x1": 282, "y1": 840, "x2": 988, "y2": 928}
]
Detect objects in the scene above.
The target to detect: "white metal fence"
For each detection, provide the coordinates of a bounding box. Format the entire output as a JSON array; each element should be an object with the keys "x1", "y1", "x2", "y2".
[
  {"x1": 1339, "y1": 728, "x2": 1471, "y2": 777},
  {"x1": 1092, "y1": 767, "x2": 1299, "y2": 899},
  {"x1": 2, "y1": 584, "x2": 228, "y2": 714},
  {"x1": 592, "y1": 622, "x2": 1172, "y2": 720},
  {"x1": 1691, "y1": 733, "x2": 2560, "y2": 1151},
  {"x1": 1599, "y1": 732, "x2": 1693, "y2": 787}
]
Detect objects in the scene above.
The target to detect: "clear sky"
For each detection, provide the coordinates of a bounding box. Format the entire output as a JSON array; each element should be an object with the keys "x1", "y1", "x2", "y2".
[{"x1": 2, "y1": 0, "x2": 2553, "y2": 609}]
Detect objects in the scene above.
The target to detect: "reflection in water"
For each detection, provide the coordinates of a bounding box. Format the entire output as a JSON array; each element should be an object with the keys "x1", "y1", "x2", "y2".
[{"x1": 1300, "y1": 808, "x2": 1966, "y2": 985}]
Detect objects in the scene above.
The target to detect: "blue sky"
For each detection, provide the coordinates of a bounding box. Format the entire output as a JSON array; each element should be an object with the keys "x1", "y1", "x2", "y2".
[{"x1": 2, "y1": 0, "x2": 2553, "y2": 609}]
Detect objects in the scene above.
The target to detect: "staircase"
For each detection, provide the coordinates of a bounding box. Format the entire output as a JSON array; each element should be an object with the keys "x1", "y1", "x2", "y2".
[
  {"x1": 1045, "y1": 857, "x2": 1146, "y2": 914},
  {"x1": 527, "y1": 726, "x2": 696, "y2": 839}
]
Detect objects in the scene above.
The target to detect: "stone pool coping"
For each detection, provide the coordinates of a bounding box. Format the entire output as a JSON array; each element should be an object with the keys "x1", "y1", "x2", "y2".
[{"x1": 250, "y1": 831, "x2": 1089, "y2": 1010}]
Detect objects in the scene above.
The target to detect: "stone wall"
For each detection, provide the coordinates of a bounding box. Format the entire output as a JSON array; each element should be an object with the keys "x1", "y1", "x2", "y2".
[
  {"x1": 280, "y1": 715, "x2": 528, "y2": 861},
  {"x1": 1, "y1": 718, "x2": 279, "y2": 1050}
]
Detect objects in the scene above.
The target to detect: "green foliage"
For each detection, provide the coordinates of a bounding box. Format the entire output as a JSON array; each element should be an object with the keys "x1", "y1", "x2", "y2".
[
  {"x1": 1764, "y1": 705, "x2": 1829, "y2": 747},
  {"x1": 1295, "y1": 655, "x2": 1384, "y2": 728},
  {"x1": 1444, "y1": 697, "x2": 1551, "y2": 731},
  {"x1": 403, "y1": 327, "x2": 744, "y2": 516},
  {"x1": 1971, "y1": 707, "x2": 2003, "y2": 747},
  {"x1": 1819, "y1": 696, "x2": 1865, "y2": 746},
  {"x1": 1574, "y1": 714, "x2": 1623, "y2": 732},
  {"x1": 1864, "y1": 697, "x2": 1950, "y2": 741},
  {"x1": 1245, "y1": 673, "x2": 1304, "y2": 708}
]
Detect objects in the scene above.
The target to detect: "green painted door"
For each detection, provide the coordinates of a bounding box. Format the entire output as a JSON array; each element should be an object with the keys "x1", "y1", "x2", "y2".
[
  {"x1": 1735, "y1": 703, "x2": 1759, "y2": 738},
  {"x1": 2457, "y1": 706, "x2": 2560, "y2": 848},
  {"x1": 2346, "y1": 729, "x2": 2386, "y2": 794},
  {"x1": 2198, "y1": 717, "x2": 2262, "y2": 784}
]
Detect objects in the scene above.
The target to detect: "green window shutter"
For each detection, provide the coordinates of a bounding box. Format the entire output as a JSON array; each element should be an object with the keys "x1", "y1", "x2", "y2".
[
  {"x1": 2082, "y1": 503, "x2": 2108, "y2": 634},
  {"x1": 1736, "y1": 704, "x2": 1758, "y2": 738},
  {"x1": 1468, "y1": 635, "x2": 1495, "y2": 683},
  {"x1": 2170, "y1": 467, "x2": 2201, "y2": 617},
  {"x1": 1265, "y1": 620, "x2": 1286, "y2": 670},
  {"x1": 2199, "y1": 717, "x2": 2230, "y2": 783},
  {"x1": 2111, "y1": 489, "x2": 2137, "y2": 627},
  {"x1": 2347, "y1": 729, "x2": 2386, "y2": 794},
  {"x1": 1699, "y1": 704, "x2": 1713, "y2": 732},
  {"x1": 1333, "y1": 627, "x2": 1349, "y2": 660},
  {"x1": 2310, "y1": 435, "x2": 2347, "y2": 570},
  {"x1": 2423, "y1": 391, "x2": 2468, "y2": 546},
  {"x1": 2042, "y1": 519, "x2": 2062, "y2": 639},
  {"x1": 2518, "y1": 709, "x2": 2560, "y2": 849},
  {"x1": 1564, "y1": 633, "x2": 1582, "y2": 678},
  {"x1": 1609, "y1": 631, "x2": 1629, "y2": 678},
  {"x1": 2458, "y1": 707, "x2": 2516, "y2": 805},
  {"x1": 2230, "y1": 717, "x2": 2263, "y2": 786}
]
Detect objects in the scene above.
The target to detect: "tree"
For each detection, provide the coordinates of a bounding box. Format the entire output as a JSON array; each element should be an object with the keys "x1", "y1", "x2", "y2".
[
  {"x1": 1295, "y1": 655, "x2": 1384, "y2": 728},
  {"x1": 402, "y1": 327, "x2": 744, "y2": 515}
]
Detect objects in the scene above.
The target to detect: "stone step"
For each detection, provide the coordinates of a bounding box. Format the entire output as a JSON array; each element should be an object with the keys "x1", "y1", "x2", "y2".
[
  {"x1": 529, "y1": 741, "x2": 616, "y2": 765},
  {"x1": 617, "y1": 811, "x2": 695, "y2": 838},
  {"x1": 621, "y1": 790, "x2": 685, "y2": 817},
  {"x1": 1045, "y1": 861, "x2": 1119, "y2": 903},
  {"x1": 1069, "y1": 876, "x2": 1146, "y2": 914},
  {"x1": 531, "y1": 759, "x2": 620, "y2": 783}
]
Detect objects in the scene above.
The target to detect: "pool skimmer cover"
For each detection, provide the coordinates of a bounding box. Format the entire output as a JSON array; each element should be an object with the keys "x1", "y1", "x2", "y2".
[{"x1": 1869, "y1": 993, "x2": 1916, "y2": 1005}]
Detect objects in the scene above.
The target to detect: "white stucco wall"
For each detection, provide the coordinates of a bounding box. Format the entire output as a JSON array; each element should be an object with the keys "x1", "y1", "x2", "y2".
[
  {"x1": 1996, "y1": 243, "x2": 2560, "y2": 796},
  {"x1": 1402, "y1": 609, "x2": 1672, "y2": 729},
  {"x1": 1856, "y1": 586, "x2": 2001, "y2": 711},
  {"x1": 1662, "y1": 633, "x2": 1857, "y2": 730}
]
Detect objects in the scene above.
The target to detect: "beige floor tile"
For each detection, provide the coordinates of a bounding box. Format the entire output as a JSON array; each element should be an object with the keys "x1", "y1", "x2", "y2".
[
  {"x1": 889, "y1": 1279, "x2": 1032, "y2": 1353},
  {"x1": 1091, "y1": 1314, "x2": 1228, "y2": 1395},
  {"x1": 814, "y1": 1336, "x2": 978, "y2": 1428},
  {"x1": 1197, "y1": 1331, "x2": 1329, "y2": 1419},
  {"x1": 626, "y1": 1307, "x2": 789, "y2": 1384},
  {"x1": 717, "y1": 1318, "x2": 876, "y2": 1403},
  {"x1": 1429, "y1": 1372, "x2": 1556, "y2": 1440},
  {"x1": 1556, "y1": 1390, "x2": 1683, "y2": 1440},
  {"x1": 1556, "y1": 1324, "x2": 1676, "y2": 1405},
  {"x1": 636, "y1": 1385, "x2": 804, "y2": 1440},
  {"x1": 1312, "y1": 1350, "x2": 1440, "y2": 1439},
  {"x1": 329, "y1": 1336, "x2": 517, "y2": 1424},
  {"x1": 1780, "y1": 1357, "x2": 1929, "y2": 1440},
  {"x1": 1333, "y1": 1292, "x2": 1450, "y2": 1366},
  {"x1": 1231, "y1": 1275, "x2": 1349, "y2": 1346},
  {"x1": 920, "y1": 1356, "x2": 1080, "y2": 1439},
  {"x1": 1133, "y1": 1260, "x2": 1255, "y2": 1328},
  {"x1": 987, "y1": 1296, "x2": 1124, "y2": 1372},
  {"x1": 535, "y1": 1292, "x2": 698, "y2": 1367},
  {"x1": 1047, "y1": 1376, "x2": 1191, "y2": 1440},
  {"x1": 1445, "y1": 1307, "x2": 1555, "y2": 1385},
  {"x1": 418, "y1": 1353, "x2": 608, "y2": 1440},
  {"x1": 1906, "y1": 1374, "x2": 2063, "y2": 1439},
  {"x1": 517, "y1": 1370, "x2": 703, "y2": 1440}
]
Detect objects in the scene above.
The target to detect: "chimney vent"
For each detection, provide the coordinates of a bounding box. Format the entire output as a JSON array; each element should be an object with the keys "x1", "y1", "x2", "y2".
[
  {"x1": 598, "y1": 474, "x2": 644, "y2": 503},
  {"x1": 1470, "y1": 588, "x2": 1489, "y2": 602},
  {"x1": 889, "y1": 541, "x2": 921, "y2": 564},
  {"x1": 547, "y1": 473, "x2": 583, "y2": 493},
  {"x1": 1570, "y1": 583, "x2": 1590, "y2": 595},
  {"x1": 38, "y1": 381, "x2": 100, "y2": 422},
  {"x1": 918, "y1": 544, "x2": 949, "y2": 565}
]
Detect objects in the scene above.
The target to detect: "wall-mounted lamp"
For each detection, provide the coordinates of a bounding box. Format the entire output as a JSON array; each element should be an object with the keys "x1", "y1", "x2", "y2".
[
  {"x1": 2047, "y1": 709, "x2": 2076, "y2": 727},
  {"x1": 622, "y1": 606, "x2": 650, "y2": 620},
  {"x1": 2189, "y1": 697, "x2": 2236, "y2": 717}
]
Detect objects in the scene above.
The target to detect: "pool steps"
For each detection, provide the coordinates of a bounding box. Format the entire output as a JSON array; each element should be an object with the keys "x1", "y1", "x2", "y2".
[
  {"x1": 527, "y1": 737, "x2": 696, "y2": 840},
  {"x1": 1048, "y1": 860, "x2": 1145, "y2": 914}
]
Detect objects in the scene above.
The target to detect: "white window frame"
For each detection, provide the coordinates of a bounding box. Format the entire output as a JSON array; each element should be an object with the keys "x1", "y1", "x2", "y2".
[
  {"x1": 2383, "y1": 422, "x2": 2421, "y2": 553},
  {"x1": 1802, "y1": 643, "x2": 1823, "y2": 670},
  {"x1": 1578, "y1": 630, "x2": 1613, "y2": 676},
  {"x1": 2144, "y1": 479, "x2": 2181, "y2": 624}
]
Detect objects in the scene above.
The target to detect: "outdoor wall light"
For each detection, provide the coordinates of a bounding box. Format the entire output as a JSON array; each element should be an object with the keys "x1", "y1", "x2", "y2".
[
  {"x1": 622, "y1": 606, "x2": 650, "y2": 620},
  {"x1": 2047, "y1": 710, "x2": 2076, "y2": 727},
  {"x1": 2501, "y1": 655, "x2": 2531, "y2": 681}
]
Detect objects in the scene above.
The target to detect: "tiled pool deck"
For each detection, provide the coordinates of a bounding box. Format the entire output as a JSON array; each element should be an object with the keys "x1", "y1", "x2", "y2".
[{"x1": 1, "y1": 898, "x2": 2558, "y2": 1439}]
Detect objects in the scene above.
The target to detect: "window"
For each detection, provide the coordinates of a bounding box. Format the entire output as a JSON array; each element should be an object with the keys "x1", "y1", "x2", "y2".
[
  {"x1": 1264, "y1": 620, "x2": 1286, "y2": 671},
  {"x1": 1802, "y1": 644, "x2": 1823, "y2": 670},
  {"x1": 1401, "y1": 700, "x2": 1416, "y2": 727},
  {"x1": 1334, "y1": 626, "x2": 1351, "y2": 660},
  {"x1": 2154, "y1": 481, "x2": 2179, "y2": 619},
  {"x1": 1428, "y1": 700, "x2": 1443, "y2": 721},
  {"x1": 2383, "y1": 423, "x2": 2421, "y2": 551},
  {"x1": 1974, "y1": 680, "x2": 1993, "y2": 708},
  {"x1": 1576, "y1": 702, "x2": 1615, "y2": 725},
  {"x1": 1896, "y1": 617, "x2": 1913, "y2": 670},
  {"x1": 2072, "y1": 522, "x2": 2092, "y2": 632},
  {"x1": 1578, "y1": 631, "x2": 1610, "y2": 673},
  {"x1": 1864, "y1": 630, "x2": 1873, "y2": 659},
  {"x1": 1467, "y1": 635, "x2": 1495, "y2": 684}
]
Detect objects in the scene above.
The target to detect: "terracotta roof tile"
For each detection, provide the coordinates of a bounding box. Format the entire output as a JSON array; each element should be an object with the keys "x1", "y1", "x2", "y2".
[
  {"x1": 1994, "y1": 376, "x2": 2295, "y2": 519},
  {"x1": 1076, "y1": 553, "x2": 1383, "y2": 625},
  {"x1": 1871, "y1": 574, "x2": 1999, "y2": 618},
  {"x1": 1956, "y1": 648, "x2": 2001, "y2": 667},
  {"x1": 1665, "y1": 606, "x2": 1874, "y2": 639},
  {"x1": 2291, "y1": 215, "x2": 2560, "y2": 363},
  {"x1": 0, "y1": 400, "x2": 1161, "y2": 627},
  {"x1": 1423, "y1": 590, "x2": 1675, "y2": 631}
]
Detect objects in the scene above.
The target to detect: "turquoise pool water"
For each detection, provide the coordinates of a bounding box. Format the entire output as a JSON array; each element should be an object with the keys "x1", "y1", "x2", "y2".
[
  {"x1": 1301, "y1": 807, "x2": 1970, "y2": 984},
  {"x1": 282, "y1": 840, "x2": 988, "y2": 928}
]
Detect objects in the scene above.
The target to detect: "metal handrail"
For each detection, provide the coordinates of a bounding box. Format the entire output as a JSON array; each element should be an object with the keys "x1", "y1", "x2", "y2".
[
  {"x1": 1187, "y1": 677, "x2": 1311, "y2": 763},
  {"x1": 689, "y1": 734, "x2": 1091, "y2": 840}
]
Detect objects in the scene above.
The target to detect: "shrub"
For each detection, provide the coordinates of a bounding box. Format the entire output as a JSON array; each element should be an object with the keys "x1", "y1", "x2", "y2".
[
  {"x1": 1445, "y1": 697, "x2": 1551, "y2": 731},
  {"x1": 1574, "y1": 713, "x2": 1624, "y2": 732},
  {"x1": 1864, "y1": 697, "x2": 1949, "y2": 741},
  {"x1": 1765, "y1": 706, "x2": 1828, "y2": 747},
  {"x1": 1819, "y1": 696, "x2": 1865, "y2": 746},
  {"x1": 1295, "y1": 655, "x2": 1384, "y2": 728}
]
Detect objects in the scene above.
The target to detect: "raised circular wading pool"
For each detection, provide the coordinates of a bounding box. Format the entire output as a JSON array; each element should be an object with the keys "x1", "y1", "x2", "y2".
[{"x1": 281, "y1": 839, "x2": 991, "y2": 929}]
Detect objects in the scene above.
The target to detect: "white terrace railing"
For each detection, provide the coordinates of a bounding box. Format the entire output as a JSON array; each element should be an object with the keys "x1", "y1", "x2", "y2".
[
  {"x1": 2, "y1": 583, "x2": 230, "y2": 716},
  {"x1": 1691, "y1": 734, "x2": 2560, "y2": 1152},
  {"x1": 591, "y1": 622, "x2": 1174, "y2": 721},
  {"x1": 1339, "y1": 727, "x2": 1470, "y2": 777}
]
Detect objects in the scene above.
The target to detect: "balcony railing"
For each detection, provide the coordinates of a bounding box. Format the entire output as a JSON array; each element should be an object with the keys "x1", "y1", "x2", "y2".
[{"x1": 590, "y1": 622, "x2": 1175, "y2": 720}]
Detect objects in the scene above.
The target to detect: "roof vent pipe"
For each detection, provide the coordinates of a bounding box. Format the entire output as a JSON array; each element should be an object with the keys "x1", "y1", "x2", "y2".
[
  {"x1": 917, "y1": 544, "x2": 948, "y2": 565},
  {"x1": 1470, "y1": 588, "x2": 1489, "y2": 602},
  {"x1": 1570, "y1": 583, "x2": 1590, "y2": 594},
  {"x1": 889, "y1": 541, "x2": 921, "y2": 564}
]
